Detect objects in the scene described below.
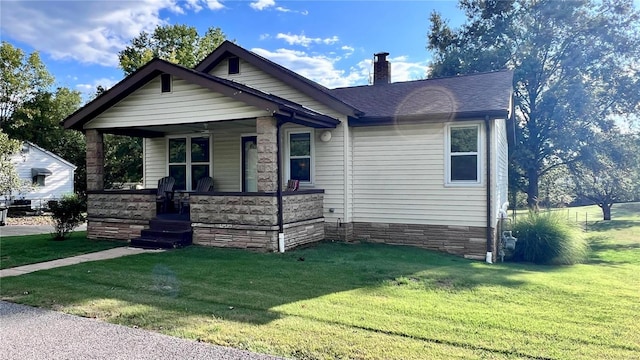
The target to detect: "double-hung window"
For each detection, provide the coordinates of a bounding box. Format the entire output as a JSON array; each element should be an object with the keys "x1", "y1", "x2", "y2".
[
  {"x1": 287, "y1": 131, "x2": 313, "y2": 184},
  {"x1": 168, "y1": 136, "x2": 211, "y2": 191},
  {"x1": 447, "y1": 124, "x2": 481, "y2": 185}
]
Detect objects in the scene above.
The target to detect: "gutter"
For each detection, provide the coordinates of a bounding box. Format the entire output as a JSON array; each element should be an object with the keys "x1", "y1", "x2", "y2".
[
  {"x1": 276, "y1": 118, "x2": 285, "y2": 253},
  {"x1": 485, "y1": 115, "x2": 493, "y2": 264}
]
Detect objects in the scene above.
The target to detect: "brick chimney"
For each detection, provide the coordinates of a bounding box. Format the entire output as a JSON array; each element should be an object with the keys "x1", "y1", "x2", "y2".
[{"x1": 373, "y1": 52, "x2": 391, "y2": 85}]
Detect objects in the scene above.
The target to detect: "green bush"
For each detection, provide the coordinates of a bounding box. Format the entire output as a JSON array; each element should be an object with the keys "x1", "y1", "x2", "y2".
[
  {"x1": 50, "y1": 194, "x2": 86, "y2": 241},
  {"x1": 511, "y1": 212, "x2": 588, "y2": 265}
]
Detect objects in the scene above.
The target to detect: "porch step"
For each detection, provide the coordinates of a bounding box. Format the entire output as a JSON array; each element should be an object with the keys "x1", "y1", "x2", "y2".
[
  {"x1": 148, "y1": 219, "x2": 191, "y2": 232},
  {"x1": 131, "y1": 218, "x2": 192, "y2": 249}
]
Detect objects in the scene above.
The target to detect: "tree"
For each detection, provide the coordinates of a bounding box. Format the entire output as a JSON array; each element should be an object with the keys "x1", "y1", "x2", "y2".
[
  {"x1": 570, "y1": 133, "x2": 640, "y2": 220},
  {"x1": 0, "y1": 129, "x2": 31, "y2": 202},
  {"x1": 0, "y1": 41, "x2": 53, "y2": 124},
  {"x1": 118, "y1": 24, "x2": 226, "y2": 75},
  {"x1": 427, "y1": 0, "x2": 640, "y2": 210}
]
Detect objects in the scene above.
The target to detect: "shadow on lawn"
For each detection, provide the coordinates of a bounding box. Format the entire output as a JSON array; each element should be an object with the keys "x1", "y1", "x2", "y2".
[{"x1": 0, "y1": 242, "x2": 534, "y2": 326}]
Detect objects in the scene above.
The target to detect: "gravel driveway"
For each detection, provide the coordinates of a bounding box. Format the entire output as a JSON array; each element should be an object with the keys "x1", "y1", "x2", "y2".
[{"x1": 0, "y1": 301, "x2": 284, "y2": 360}]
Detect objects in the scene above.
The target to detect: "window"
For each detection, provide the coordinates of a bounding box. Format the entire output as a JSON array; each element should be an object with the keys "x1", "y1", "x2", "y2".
[
  {"x1": 161, "y1": 73, "x2": 172, "y2": 93},
  {"x1": 33, "y1": 175, "x2": 46, "y2": 186},
  {"x1": 287, "y1": 131, "x2": 313, "y2": 183},
  {"x1": 447, "y1": 124, "x2": 481, "y2": 184},
  {"x1": 168, "y1": 136, "x2": 211, "y2": 191},
  {"x1": 228, "y1": 57, "x2": 240, "y2": 74}
]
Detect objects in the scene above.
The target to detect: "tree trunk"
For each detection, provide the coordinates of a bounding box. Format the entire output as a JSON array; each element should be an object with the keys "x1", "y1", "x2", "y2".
[
  {"x1": 527, "y1": 168, "x2": 540, "y2": 212},
  {"x1": 602, "y1": 203, "x2": 612, "y2": 221}
]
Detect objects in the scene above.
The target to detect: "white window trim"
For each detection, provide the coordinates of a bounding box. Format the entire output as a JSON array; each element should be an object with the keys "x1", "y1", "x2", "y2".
[
  {"x1": 166, "y1": 134, "x2": 213, "y2": 191},
  {"x1": 444, "y1": 122, "x2": 483, "y2": 187},
  {"x1": 284, "y1": 129, "x2": 315, "y2": 186}
]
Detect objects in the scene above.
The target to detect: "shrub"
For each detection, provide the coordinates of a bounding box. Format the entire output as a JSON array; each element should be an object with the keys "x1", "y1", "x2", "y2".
[
  {"x1": 50, "y1": 194, "x2": 86, "y2": 241},
  {"x1": 511, "y1": 212, "x2": 588, "y2": 265}
]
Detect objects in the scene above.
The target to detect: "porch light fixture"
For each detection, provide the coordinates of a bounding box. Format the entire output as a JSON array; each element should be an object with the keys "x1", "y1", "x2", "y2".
[{"x1": 320, "y1": 130, "x2": 332, "y2": 142}]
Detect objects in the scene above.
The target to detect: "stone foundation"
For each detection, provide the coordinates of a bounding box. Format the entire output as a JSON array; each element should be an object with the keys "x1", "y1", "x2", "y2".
[
  {"x1": 324, "y1": 222, "x2": 354, "y2": 242},
  {"x1": 86, "y1": 190, "x2": 156, "y2": 241},
  {"x1": 352, "y1": 222, "x2": 489, "y2": 260},
  {"x1": 283, "y1": 218, "x2": 325, "y2": 250},
  {"x1": 190, "y1": 190, "x2": 325, "y2": 251},
  {"x1": 192, "y1": 224, "x2": 278, "y2": 251},
  {"x1": 87, "y1": 218, "x2": 149, "y2": 241}
]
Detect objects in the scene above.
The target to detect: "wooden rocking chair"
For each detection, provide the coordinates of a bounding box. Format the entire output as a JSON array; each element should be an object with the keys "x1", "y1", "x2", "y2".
[{"x1": 156, "y1": 176, "x2": 175, "y2": 214}]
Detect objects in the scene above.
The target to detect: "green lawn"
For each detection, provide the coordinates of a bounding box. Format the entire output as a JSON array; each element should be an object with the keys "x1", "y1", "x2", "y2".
[
  {"x1": 1, "y1": 204, "x2": 639, "y2": 359},
  {"x1": 0, "y1": 231, "x2": 124, "y2": 269}
]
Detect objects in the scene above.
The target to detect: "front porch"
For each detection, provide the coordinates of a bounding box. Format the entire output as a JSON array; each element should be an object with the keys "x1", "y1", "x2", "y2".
[{"x1": 86, "y1": 188, "x2": 325, "y2": 251}]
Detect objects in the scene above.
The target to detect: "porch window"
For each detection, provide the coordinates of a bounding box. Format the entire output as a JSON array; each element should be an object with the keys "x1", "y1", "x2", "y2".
[
  {"x1": 168, "y1": 136, "x2": 211, "y2": 191},
  {"x1": 287, "y1": 131, "x2": 313, "y2": 183},
  {"x1": 446, "y1": 124, "x2": 481, "y2": 185}
]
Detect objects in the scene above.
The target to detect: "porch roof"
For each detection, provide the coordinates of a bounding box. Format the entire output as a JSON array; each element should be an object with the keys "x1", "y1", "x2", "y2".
[{"x1": 62, "y1": 58, "x2": 340, "y2": 134}]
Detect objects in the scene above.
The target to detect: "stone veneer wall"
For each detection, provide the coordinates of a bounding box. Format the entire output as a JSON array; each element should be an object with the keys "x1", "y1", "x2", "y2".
[
  {"x1": 190, "y1": 190, "x2": 324, "y2": 251},
  {"x1": 352, "y1": 222, "x2": 489, "y2": 260},
  {"x1": 86, "y1": 190, "x2": 156, "y2": 241}
]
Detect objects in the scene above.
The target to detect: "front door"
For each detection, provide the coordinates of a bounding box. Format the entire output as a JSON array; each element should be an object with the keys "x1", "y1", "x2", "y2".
[
  {"x1": 168, "y1": 135, "x2": 211, "y2": 190},
  {"x1": 242, "y1": 136, "x2": 257, "y2": 192}
]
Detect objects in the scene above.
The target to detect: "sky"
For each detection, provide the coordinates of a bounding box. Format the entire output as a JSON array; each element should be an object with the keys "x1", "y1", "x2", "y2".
[{"x1": 0, "y1": 0, "x2": 467, "y2": 100}]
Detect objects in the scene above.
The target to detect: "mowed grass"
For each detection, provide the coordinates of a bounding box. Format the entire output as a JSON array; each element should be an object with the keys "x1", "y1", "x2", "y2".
[
  {"x1": 1, "y1": 204, "x2": 639, "y2": 359},
  {"x1": 0, "y1": 231, "x2": 124, "y2": 269}
]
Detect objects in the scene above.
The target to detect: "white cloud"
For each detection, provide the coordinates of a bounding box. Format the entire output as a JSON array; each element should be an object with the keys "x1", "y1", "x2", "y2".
[
  {"x1": 276, "y1": 33, "x2": 339, "y2": 47},
  {"x1": 251, "y1": 47, "x2": 428, "y2": 88},
  {"x1": 75, "y1": 77, "x2": 119, "y2": 100},
  {"x1": 0, "y1": 0, "x2": 223, "y2": 67},
  {"x1": 251, "y1": 47, "x2": 369, "y2": 88},
  {"x1": 249, "y1": 0, "x2": 275, "y2": 11},
  {"x1": 388, "y1": 56, "x2": 429, "y2": 82},
  {"x1": 341, "y1": 45, "x2": 355, "y2": 58},
  {"x1": 204, "y1": 0, "x2": 225, "y2": 10}
]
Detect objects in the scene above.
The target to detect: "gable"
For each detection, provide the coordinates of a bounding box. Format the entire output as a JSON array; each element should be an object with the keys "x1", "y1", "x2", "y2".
[
  {"x1": 85, "y1": 75, "x2": 269, "y2": 130},
  {"x1": 195, "y1": 41, "x2": 360, "y2": 118},
  {"x1": 208, "y1": 58, "x2": 342, "y2": 119}
]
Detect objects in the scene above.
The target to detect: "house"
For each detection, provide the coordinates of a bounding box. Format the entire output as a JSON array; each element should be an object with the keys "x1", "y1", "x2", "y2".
[
  {"x1": 62, "y1": 41, "x2": 513, "y2": 262},
  {"x1": 6, "y1": 142, "x2": 77, "y2": 209}
]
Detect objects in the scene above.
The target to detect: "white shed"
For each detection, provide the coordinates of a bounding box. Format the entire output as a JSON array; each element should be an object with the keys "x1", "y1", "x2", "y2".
[{"x1": 9, "y1": 142, "x2": 76, "y2": 209}]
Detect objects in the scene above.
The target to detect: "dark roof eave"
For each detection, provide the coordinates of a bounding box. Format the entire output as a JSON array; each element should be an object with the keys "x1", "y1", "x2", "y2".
[
  {"x1": 348, "y1": 110, "x2": 511, "y2": 127},
  {"x1": 276, "y1": 109, "x2": 340, "y2": 129}
]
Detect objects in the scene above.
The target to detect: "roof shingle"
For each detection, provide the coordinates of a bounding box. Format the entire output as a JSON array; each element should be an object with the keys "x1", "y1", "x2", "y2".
[{"x1": 331, "y1": 70, "x2": 513, "y2": 121}]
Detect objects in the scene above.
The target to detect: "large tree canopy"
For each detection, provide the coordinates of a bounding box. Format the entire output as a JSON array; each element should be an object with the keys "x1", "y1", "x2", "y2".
[
  {"x1": 570, "y1": 133, "x2": 640, "y2": 220},
  {"x1": 118, "y1": 24, "x2": 226, "y2": 75},
  {"x1": 0, "y1": 41, "x2": 53, "y2": 124},
  {"x1": 427, "y1": 0, "x2": 640, "y2": 209}
]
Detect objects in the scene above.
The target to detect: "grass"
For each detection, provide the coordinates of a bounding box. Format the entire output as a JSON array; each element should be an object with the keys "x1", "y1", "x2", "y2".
[
  {"x1": 0, "y1": 231, "x2": 124, "y2": 269},
  {"x1": 1, "y1": 203, "x2": 639, "y2": 359}
]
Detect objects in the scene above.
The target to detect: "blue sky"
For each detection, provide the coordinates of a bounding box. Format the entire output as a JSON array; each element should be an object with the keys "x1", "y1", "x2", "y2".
[{"x1": 1, "y1": 0, "x2": 468, "y2": 100}]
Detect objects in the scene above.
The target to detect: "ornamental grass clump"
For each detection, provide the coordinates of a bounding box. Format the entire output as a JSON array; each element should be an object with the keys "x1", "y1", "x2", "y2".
[{"x1": 511, "y1": 211, "x2": 588, "y2": 265}]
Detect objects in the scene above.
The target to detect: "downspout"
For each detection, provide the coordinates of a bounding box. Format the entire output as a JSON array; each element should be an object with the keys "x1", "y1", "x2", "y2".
[
  {"x1": 484, "y1": 115, "x2": 493, "y2": 264},
  {"x1": 276, "y1": 118, "x2": 285, "y2": 253}
]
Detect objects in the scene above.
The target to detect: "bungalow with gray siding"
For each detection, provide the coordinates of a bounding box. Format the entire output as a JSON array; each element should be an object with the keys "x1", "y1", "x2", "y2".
[{"x1": 62, "y1": 41, "x2": 513, "y2": 262}]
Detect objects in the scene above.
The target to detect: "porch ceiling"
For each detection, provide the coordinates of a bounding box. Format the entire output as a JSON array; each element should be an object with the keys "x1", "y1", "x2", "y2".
[{"x1": 103, "y1": 119, "x2": 257, "y2": 138}]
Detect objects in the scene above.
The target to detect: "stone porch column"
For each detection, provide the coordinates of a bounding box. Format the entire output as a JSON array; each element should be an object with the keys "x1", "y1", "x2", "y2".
[
  {"x1": 86, "y1": 129, "x2": 104, "y2": 191},
  {"x1": 256, "y1": 116, "x2": 278, "y2": 192}
]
